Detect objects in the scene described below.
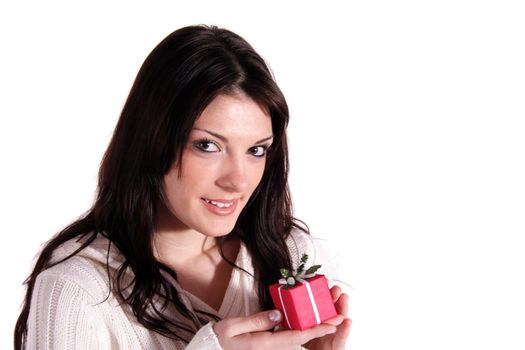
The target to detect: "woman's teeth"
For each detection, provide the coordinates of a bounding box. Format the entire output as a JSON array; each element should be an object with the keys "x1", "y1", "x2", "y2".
[{"x1": 204, "y1": 199, "x2": 233, "y2": 208}]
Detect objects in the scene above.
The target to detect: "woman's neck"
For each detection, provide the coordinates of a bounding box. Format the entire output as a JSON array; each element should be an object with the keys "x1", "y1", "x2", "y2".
[{"x1": 153, "y1": 227, "x2": 221, "y2": 269}]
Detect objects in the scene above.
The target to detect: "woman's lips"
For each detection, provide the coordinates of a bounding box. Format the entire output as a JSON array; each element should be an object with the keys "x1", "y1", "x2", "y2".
[{"x1": 201, "y1": 198, "x2": 239, "y2": 215}]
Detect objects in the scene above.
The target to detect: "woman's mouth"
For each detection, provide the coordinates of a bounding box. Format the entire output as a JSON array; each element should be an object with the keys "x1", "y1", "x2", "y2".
[
  {"x1": 203, "y1": 198, "x2": 234, "y2": 208},
  {"x1": 201, "y1": 198, "x2": 239, "y2": 215}
]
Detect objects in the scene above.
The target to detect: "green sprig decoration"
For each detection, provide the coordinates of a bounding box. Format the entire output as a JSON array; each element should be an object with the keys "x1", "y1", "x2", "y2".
[{"x1": 278, "y1": 254, "x2": 322, "y2": 289}]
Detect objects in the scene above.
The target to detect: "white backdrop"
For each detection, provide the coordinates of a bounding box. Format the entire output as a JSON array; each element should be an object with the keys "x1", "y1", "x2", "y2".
[{"x1": 1, "y1": 1, "x2": 524, "y2": 349}]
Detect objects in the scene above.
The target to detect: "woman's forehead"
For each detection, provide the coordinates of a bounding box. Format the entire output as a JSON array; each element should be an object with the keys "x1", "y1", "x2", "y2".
[{"x1": 193, "y1": 94, "x2": 272, "y2": 132}]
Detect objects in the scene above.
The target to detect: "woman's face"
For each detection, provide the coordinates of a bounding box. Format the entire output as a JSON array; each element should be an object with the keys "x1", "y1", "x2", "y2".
[{"x1": 161, "y1": 93, "x2": 273, "y2": 237}]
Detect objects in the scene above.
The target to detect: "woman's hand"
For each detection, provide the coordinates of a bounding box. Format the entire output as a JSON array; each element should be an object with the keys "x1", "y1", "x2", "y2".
[
  {"x1": 305, "y1": 286, "x2": 352, "y2": 349},
  {"x1": 213, "y1": 309, "x2": 342, "y2": 350}
]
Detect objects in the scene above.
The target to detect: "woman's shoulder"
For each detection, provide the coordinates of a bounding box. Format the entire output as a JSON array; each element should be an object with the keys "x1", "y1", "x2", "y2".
[
  {"x1": 28, "y1": 236, "x2": 176, "y2": 349},
  {"x1": 285, "y1": 226, "x2": 339, "y2": 280},
  {"x1": 38, "y1": 234, "x2": 117, "y2": 302},
  {"x1": 285, "y1": 226, "x2": 315, "y2": 265}
]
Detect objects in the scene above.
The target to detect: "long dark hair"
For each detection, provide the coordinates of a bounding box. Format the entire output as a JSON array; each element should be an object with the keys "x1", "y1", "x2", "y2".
[{"x1": 15, "y1": 24, "x2": 305, "y2": 348}]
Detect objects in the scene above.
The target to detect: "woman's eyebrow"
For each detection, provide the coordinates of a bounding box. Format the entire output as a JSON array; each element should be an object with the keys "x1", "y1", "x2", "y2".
[{"x1": 192, "y1": 128, "x2": 273, "y2": 144}]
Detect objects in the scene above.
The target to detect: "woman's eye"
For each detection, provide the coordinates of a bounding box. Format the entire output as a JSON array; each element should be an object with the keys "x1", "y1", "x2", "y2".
[
  {"x1": 193, "y1": 139, "x2": 220, "y2": 153},
  {"x1": 250, "y1": 145, "x2": 268, "y2": 157}
]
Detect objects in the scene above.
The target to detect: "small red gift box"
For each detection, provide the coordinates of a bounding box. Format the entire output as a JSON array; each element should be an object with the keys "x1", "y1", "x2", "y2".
[{"x1": 269, "y1": 274, "x2": 337, "y2": 330}]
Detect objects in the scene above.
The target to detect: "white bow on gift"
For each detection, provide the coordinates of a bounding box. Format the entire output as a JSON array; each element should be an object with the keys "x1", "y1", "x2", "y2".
[{"x1": 278, "y1": 254, "x2": 321, "y2": 288}]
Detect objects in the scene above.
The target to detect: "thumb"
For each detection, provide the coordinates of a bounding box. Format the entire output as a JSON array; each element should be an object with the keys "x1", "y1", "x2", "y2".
[{"x1": 217, "y1": 310, "x2": 283, "y2": 337}]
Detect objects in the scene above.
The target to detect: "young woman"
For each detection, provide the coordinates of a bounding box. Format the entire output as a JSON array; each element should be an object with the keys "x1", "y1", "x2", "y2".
[{"x1": 14, "y1": 25, "x2": 351, "y2": 349}]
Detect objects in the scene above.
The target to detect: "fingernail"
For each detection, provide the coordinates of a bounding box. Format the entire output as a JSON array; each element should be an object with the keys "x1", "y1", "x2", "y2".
[
  {"x1": 327, "y1": 327, "x2": 337, "y2": 334},
  {"x1": 269, "y1": 310, "x2": 282, "y2": 322},
  {"x1": 333, "y1": 315, "x2": 344, "y2": 326}
]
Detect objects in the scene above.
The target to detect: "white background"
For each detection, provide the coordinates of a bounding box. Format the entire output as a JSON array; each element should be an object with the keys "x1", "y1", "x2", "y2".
[{"x1": 1, "y1": 1, "x2": 524, "y2": 349}]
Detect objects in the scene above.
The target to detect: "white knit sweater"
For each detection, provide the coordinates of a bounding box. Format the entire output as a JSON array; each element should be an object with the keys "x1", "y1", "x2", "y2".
[{"x1": 26, "y1": 229, "x2": 339, "y2": 349}]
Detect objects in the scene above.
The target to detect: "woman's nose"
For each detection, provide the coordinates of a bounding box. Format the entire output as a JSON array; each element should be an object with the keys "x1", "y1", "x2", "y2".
[{"x1": 215, "y1": 155, "x2": 250, "y2": 193}]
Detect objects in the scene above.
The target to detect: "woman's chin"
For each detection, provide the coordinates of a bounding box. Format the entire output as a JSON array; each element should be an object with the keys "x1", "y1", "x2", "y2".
[{"x1": 196, "y1": 222, "x2": 236, "y2": 238}]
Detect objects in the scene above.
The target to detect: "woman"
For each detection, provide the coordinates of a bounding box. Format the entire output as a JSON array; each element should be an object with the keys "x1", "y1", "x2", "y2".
[{"x1": 14, "y1": 25, "x2": 351, "y2": 349}]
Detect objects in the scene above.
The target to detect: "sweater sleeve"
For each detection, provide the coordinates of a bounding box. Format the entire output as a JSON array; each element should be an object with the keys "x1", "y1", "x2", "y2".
[
  {"x1": 184, "y1": 322, "x2": 223, "y2": 350},
  {"x1": 26, "y1": 271, "x2": 113, "y2": 349}
]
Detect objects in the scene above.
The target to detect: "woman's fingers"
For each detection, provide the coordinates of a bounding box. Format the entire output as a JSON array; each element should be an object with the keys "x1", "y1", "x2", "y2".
[
  {"x1": 330, "y1": 285, "x2": 342, "y2": 302},
  {"x1": 273, "y1": 323, "x2": 338, "y2": 347},
  {"x1": 214, "y1": 310, "x2": 339, "y2": 349},
  {"x1": 214, "y1": 310, "x2": 282, "y2": 337},
  {"x1": 322, "y1": 314, "x2": 345, "y2": 326},
  {"x1": 330, "y1": 287, "x2": 351, "y2": 349},
  {"x1": 334, "y1": 292, "x2": 349, "y2": 318},
  {"x1": 332, "y1": 318, "x2": 352, "y2": 349}
]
